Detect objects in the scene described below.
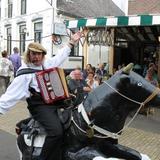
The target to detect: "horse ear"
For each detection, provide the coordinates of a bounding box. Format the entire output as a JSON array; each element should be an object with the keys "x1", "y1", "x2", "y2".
[{"x1": 122, "y1": 63, "x2": 134, "y2": 74}]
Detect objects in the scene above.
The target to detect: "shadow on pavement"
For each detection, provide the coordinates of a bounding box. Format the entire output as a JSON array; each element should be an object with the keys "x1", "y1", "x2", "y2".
[{"x1": 0, "y1": 129, "x2": 19, "y2": 160}]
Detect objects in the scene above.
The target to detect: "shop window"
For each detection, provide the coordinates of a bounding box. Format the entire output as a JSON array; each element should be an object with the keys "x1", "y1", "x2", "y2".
[
  {"x1": 68, "y1": 28, "x2": 79, "y2": 56},
  {"x1": 70, "y1": 45, "x2": 79, "y2": 56}
]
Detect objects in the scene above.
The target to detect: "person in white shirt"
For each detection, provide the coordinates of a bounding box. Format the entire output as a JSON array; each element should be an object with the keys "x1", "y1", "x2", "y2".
[
  {"x1": 86, "y1": 72, "x2": 99, "y2": 90},
  {"x1": 0, "y1": 50, "x2": 14, "y2": 92},
  {"x1": 0, "y1": 31, "x2": 82, "y2": 160}
]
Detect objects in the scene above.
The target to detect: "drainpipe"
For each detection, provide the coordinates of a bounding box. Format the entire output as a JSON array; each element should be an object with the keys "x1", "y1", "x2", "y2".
[
  {"x1": 51, "y1": 0, "x2": 57, "y2": 56},
  {"x1": 45, "y1": 0, "x2": 56, "y2": 56}
]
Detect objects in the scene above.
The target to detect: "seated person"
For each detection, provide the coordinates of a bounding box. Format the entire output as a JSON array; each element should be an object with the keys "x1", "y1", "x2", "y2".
[
  {"x1": 68, "y1": 69, "x2": 91, "y2": 105},
  {"x1": 96, "y1": 63, "x2": 107, "y2": 84},
  {"x1": 86, "y1": 72, "x2": 99, "y2": 90}
]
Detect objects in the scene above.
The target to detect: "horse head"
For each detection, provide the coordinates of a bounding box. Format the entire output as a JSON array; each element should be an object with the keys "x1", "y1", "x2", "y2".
[{"x1": 83, "y1": 63, "x2": 160, "y2": 134}]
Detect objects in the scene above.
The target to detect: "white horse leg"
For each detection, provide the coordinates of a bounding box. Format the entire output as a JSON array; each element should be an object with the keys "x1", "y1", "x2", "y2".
[
  {"x1": 140, "y1": 154, "x2": 151, "y2": 160},
  {"x1": 93, "y1": 157, "x2": 123, "y2": 160},
  {"x1": 93, "y1": 154, "x2": 151, "y2": 160}
]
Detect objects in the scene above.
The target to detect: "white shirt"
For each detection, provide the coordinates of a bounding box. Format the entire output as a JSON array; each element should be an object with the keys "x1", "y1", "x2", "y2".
[
  {"x1": 86, "y1": 79, "x2": 99, "y2": 90},
  {"x1": 0, "y1": 57, "x2": 13, "y2": 77},
  {"x1": 0, "y1": 45, "x2": 71, "y2": 114}
]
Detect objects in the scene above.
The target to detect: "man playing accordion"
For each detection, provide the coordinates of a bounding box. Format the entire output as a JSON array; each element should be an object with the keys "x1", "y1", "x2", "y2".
[{"x1": 0, "y1": 31, "x2": 82, "y2": 160}]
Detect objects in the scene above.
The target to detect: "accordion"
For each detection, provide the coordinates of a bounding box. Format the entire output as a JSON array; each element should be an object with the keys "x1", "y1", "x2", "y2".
[{"x1": 36, "y1": 68, "x2": 70, "y2": 104}]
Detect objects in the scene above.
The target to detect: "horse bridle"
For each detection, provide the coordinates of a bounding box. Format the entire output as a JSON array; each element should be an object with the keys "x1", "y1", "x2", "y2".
[
  {"x1": 72, "y1": 81, "x2": 160, "y2": 139},
  {"x1": 103, "y1": 81, "x2": 160, "y2": 135}
]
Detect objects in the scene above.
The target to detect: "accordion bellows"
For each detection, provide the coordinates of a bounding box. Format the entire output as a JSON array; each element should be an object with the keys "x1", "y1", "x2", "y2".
[{"x1": 36, "y1": 68, "x2": 69, "y2": 104}]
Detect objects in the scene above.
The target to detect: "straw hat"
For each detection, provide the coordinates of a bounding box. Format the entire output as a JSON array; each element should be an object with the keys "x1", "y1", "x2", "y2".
[{"x1": 28, "y1": 42, "x2": 47, "y2": 55}]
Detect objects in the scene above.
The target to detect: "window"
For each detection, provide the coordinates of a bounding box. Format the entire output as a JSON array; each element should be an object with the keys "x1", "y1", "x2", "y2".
[
  {"x1": 21, "y1": 0, "x2": 26, "y2": 15},
  {"x1": 8, "y1": 0, "x2": 12, "y2": 18},
  {"x1": 19, "y1": 25, "x2": 26, "y2": 55},
  {"x1": 7, "y1": 27, "x2": 12, "y2": 55},
  {"x1": 68, "y1": 28, "x2": 79, "y2": 56},
  {"x1": 70, "y1": 45, "x2": 79, "y2": 56},
  {"x1": 34, "y1": 22, "x2": 42, "y2": 43}
]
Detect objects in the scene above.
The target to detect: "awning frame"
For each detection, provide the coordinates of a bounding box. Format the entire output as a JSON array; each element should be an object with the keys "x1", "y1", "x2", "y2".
[{"x1": 66, "y1": 14, "x2": 160, "y2": 29}]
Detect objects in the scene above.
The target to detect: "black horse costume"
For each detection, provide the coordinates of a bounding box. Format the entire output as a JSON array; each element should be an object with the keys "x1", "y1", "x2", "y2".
[{"x1": 16, "y1": 63, "x2": 160, "y2": 160}]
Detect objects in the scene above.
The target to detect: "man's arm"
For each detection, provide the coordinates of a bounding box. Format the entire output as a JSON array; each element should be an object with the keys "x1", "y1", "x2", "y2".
[
  {"x1": 82, "y1": 80, "x2": 91, "y2": 92},
  {"x1": 45, "y1": 31, "x2": 82, "y2": 68},
  {"x1": 0, "y1": 75, "x2": 30, "y2": 114}
]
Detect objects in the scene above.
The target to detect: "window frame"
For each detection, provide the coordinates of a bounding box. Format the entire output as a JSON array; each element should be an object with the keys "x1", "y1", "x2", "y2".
[
  {"x1": 6, "y1": 27, "x2": 12, "y2": 55},
  {"x1": 34, "y1": 21, "x2": 43, "y2": 43},
  {"x1": 19, "y1": 25, "x2": 26, "y2": 55},
  {"x1": 8, "y1": 0, "x2": 12, "y2": 18}
]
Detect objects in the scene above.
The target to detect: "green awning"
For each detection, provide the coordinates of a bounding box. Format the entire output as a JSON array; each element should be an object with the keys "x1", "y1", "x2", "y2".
[{"x1": 66, "y1": 14, "x2": 160, "y2": 28}]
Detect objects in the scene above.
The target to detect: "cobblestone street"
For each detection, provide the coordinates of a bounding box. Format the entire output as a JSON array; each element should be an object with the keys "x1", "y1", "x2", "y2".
[{"x1": 0, "y1": 101, "x2": 159, "y2": 160}]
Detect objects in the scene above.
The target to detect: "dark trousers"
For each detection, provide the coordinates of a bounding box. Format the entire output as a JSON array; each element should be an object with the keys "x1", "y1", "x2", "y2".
[{"x1": 28, "y1": 104, "x2": 63, "y2": 160}]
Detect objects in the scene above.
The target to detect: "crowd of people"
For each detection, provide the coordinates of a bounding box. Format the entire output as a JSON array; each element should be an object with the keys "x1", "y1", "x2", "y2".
[
  {"x1": 65, "y1": 62, "x2": 109, "y2": 105},
  {"x1": 114, "y1": 59, "x2": 159, "y2": 88},
  {"x1": 0, "y1": 47, "x2": 21, "y2": 94},
  {"x1": 1, "y1": 45, "x2": 159, "y2": 107},
  {"x1": 0, "y1": 29, "x2": 159, "y2": 159},
  {"x1": 0, "y1": 45, "x2": 159, "y2": 103}
]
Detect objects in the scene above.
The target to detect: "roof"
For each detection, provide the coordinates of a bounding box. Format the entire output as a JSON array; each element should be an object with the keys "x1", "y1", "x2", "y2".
[
  {"x1": 129, "y1": 0, "x2": 160, "y2": 15},
  {"x1": 57, "y1": 0, "x2": 125, "y2": 18}
]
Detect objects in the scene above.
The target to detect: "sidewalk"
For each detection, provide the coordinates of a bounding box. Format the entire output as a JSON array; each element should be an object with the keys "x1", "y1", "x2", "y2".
[
  {"x1": 0, "y1": 101, "x2": 159, "y2": 160},
  {"x1": 119, "y1": 128, "x2": 160, "y2": 160},
  {"x1": 0, "y1": 101, "x2": 29, "y2": 134}
]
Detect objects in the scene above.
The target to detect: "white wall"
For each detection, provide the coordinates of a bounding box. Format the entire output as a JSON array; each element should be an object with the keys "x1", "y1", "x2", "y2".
[
  {"x1": 0, "y1": 0, "x2": 129, "y2": 69},
  {"x1": 0, "y1": 0, "x2": 71, "y2": 59},
  {"x1": 88, "y1": 45, "x2": 109, "y2": 68}
]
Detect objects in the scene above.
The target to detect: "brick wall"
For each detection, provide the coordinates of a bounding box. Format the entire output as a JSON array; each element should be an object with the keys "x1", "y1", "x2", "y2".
[{"x1": 129, "y1": 0, "x2": 160, "y2": 15}]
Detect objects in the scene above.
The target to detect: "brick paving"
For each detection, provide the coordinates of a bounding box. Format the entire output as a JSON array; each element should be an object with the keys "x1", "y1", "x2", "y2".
[
  {"x1": 0, "y1": 101, "x2": 160, "y2": 160},
  {"x1": 0, "y1": 101, "x2": 29, "y2": 135},
  {"x1": 119, "y1": 128, "x2": 160, "y2": 160}
]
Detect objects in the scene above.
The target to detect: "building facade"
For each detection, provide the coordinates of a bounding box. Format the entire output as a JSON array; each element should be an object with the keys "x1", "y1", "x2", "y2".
[
  {"x1": 57, "y1": 0, "x2": 127, "y2": 67},
  {"x1": 0, "y1": 0, "x2": 127, "y2": 69},
  {"x1": 0, "y1": 0, "x2": 66, "y2": 57},
  {"x1": 129, "y1": 0, "x2": 160, "y2": 15}
]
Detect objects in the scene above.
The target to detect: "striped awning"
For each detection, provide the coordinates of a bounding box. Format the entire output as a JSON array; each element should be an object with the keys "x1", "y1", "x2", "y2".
[{"x1": 66, "y1": 15, "x2": 160, "y2": 28}]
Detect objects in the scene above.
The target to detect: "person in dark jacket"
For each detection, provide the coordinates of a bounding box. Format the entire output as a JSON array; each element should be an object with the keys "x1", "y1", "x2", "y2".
[
  {"x1": 68, "y1": 69, "x2": 91, "y2": 105},
  {"x1": 9, "y1": 47, "x2": 21, "y2": 77}
]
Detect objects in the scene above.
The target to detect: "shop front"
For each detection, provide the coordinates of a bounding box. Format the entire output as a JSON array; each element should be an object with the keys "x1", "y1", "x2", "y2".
[{"x1": 66, "y1": 14, "x2": 160, "y2": 78}]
